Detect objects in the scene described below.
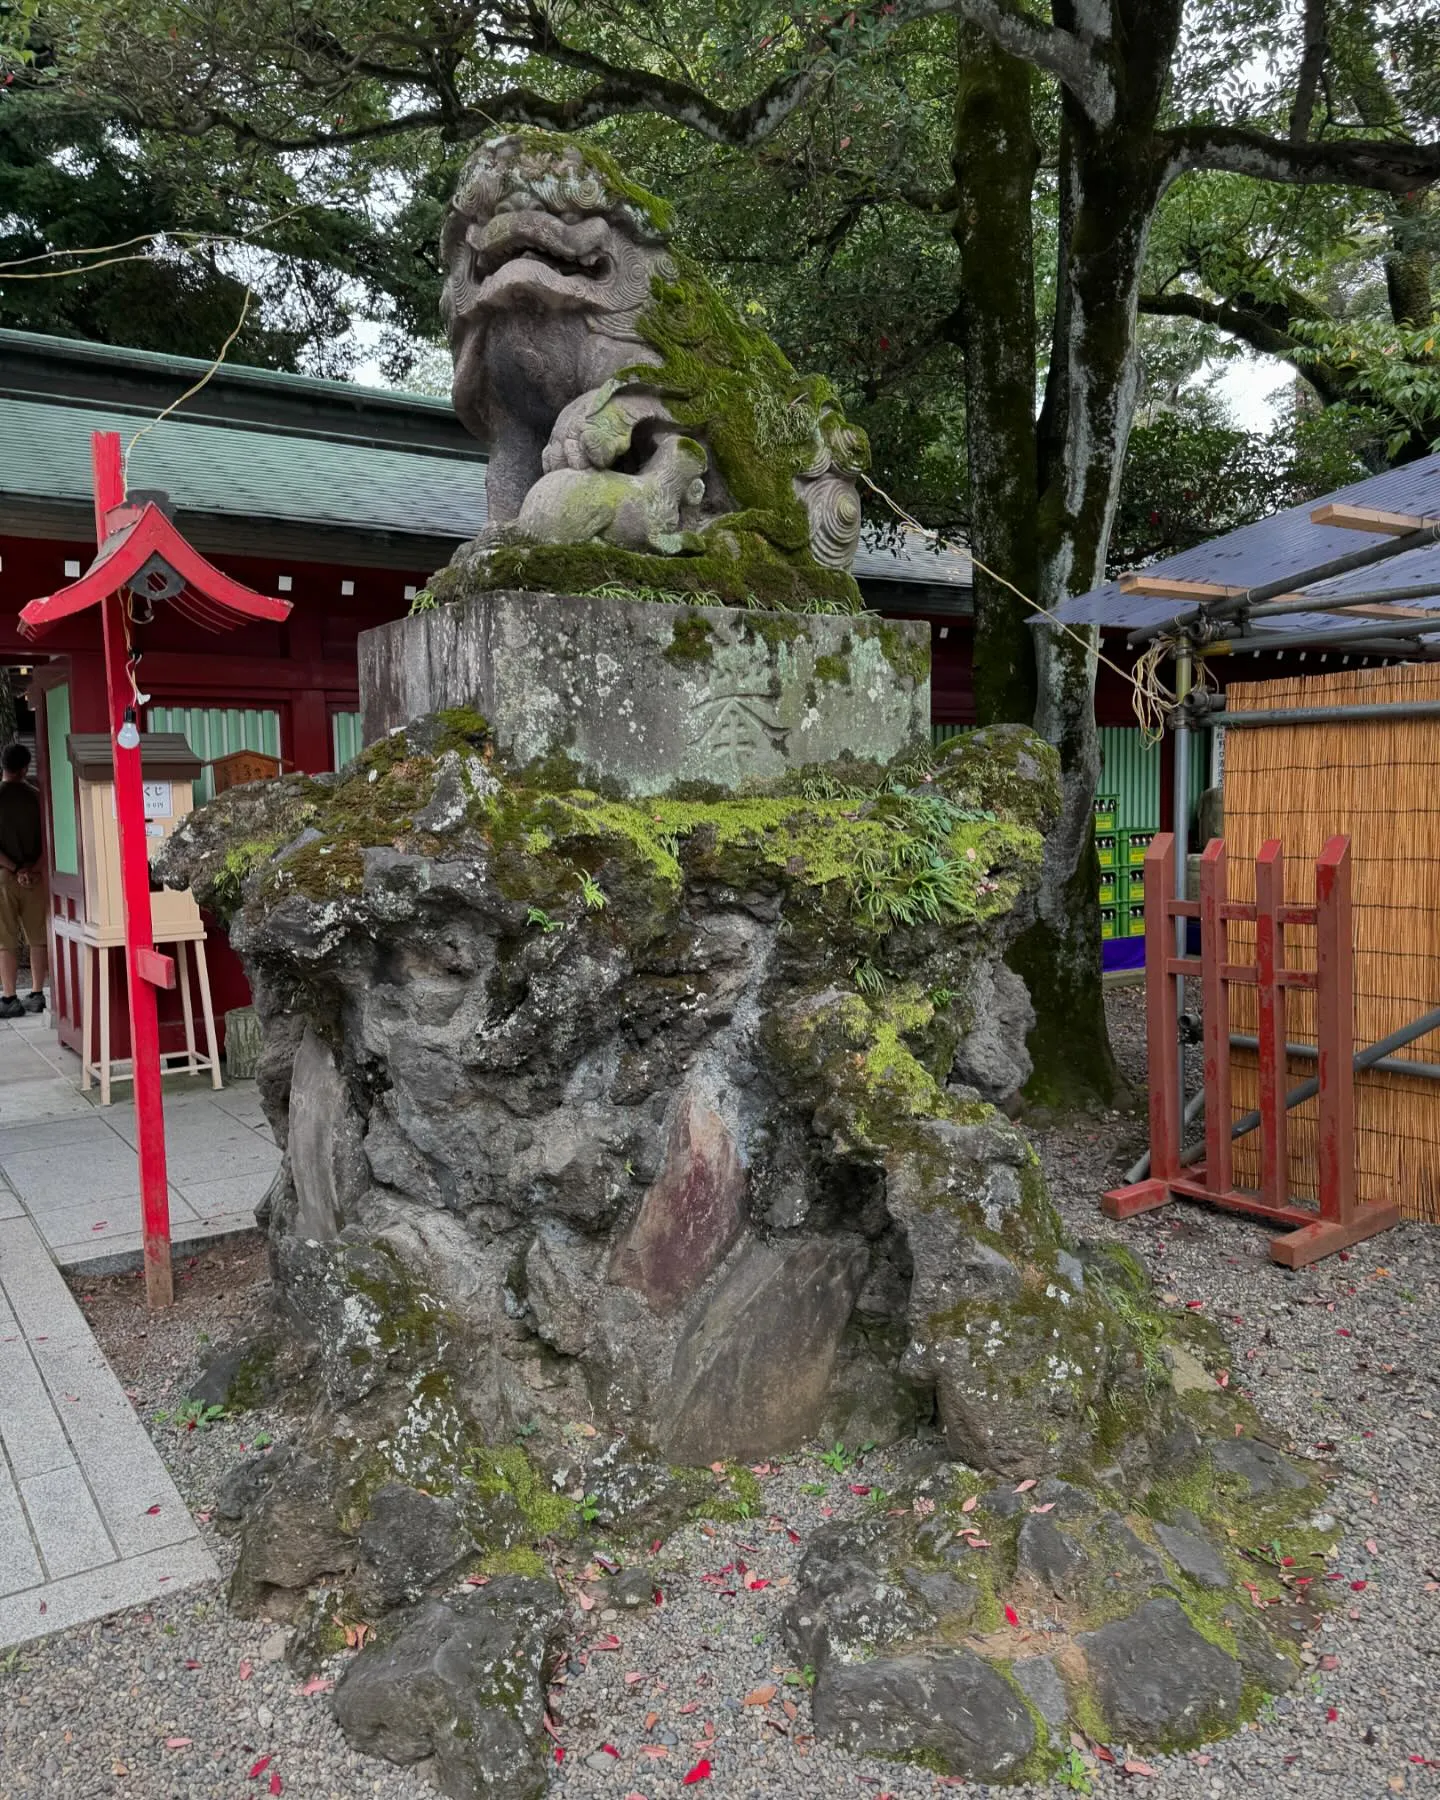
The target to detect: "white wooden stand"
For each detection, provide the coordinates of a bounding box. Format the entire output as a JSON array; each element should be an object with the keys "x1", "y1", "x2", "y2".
[{"x1": 56, "y1": 917, "x2": 221, "y2": 1107}]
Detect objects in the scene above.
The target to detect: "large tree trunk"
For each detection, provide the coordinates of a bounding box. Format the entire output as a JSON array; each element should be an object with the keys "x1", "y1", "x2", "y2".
[
  {"x1": 951, "y1": 20, "x2": 1040, "y2": 726},
  {"x1": 1006, "y1": 1, "x2": 1180, "y2": 1107}
]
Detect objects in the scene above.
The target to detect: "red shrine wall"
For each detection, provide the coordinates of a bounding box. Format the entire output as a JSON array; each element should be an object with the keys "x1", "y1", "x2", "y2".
[{"x1": 2, "y1": 531, "x2": 430, "y2": 1064}]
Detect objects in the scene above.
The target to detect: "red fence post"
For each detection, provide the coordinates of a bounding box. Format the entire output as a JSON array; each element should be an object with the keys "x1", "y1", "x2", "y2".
[
  {"x1": 1254, "y1": 839, "x2": 1289, "y2": 1214},
  {"x1": 1198, "y1": 837, "x2": 1232, "y2": 1196},
  {"x1": 1314, "y1": 835, "x2": 1355, "y2": 1229}
]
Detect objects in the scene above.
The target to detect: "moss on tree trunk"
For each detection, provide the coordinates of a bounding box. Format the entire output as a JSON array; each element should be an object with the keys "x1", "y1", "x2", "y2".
[{"x1": 952, "y1": 20, "x2": 1040, "y2": 727}]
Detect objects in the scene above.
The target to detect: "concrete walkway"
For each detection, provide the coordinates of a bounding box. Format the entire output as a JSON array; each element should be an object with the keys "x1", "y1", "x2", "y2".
[
  {"x1": 0, "y1": 1008, "x2": 278, "y2": 1647},
  {"x1": 0, "y1": 1210, "x2": 218, "y2": 1647},
  {"x1": 0, "y1": 1010, "x2": 278, "y2": 1270}
]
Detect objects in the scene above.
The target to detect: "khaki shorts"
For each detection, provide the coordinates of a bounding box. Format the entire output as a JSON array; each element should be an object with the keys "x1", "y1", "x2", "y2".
[{"x1": 0, "y1": 870, "x2": 48, "y2": 954}]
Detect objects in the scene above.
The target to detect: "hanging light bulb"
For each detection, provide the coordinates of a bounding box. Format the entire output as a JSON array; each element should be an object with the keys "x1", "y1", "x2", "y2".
[{"x1": 117, "y1": 706, "x2": 141, "y2": 751}]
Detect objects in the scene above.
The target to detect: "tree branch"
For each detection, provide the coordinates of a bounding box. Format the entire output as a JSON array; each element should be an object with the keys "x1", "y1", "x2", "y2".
[
  {"x1": 1164, "y1": 124, "x2": 1440, "y2": 193},
  {"x1": 950, "y1": 0, "x2": 1112, "y2": 124},
  {"x1": 1138, "y1": 290, "x2": 1348, "y2": 406},
  {"x1": 1288, "y1": 0, "x2": 1328, "y2": 143}
]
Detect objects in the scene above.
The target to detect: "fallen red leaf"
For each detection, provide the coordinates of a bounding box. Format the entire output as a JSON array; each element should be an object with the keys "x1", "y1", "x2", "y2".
[
  {"x1": 1123, "y1": 1758, "x2": 1156, "y2": 1777},
  {"x1": 1013, "y1": 1479, "x2": 1037, "y2": 1493},
  {"x1": 678, "y1": 1702, "x2": 699, "y2": 1714},
  {"x1": 165, "y1": 1737, "x2": 193, "y2": 1748},
  {"x1": 744, "y1": 1684, "x2": 778, "y2": 1706},
  {"x1": 1003, "y1": 1604, "x2": 1020, "y2": 1627},
  {"x1": 683, "y1": 1759, "x2": 712, "y2": 1784},
  {"x1": 554, "y1": 1746, "x2": 564, "y2": 1763},
  {"x1": 654, "y1": 1587, "x2": 664, "y2": 1605},
  {"x1": 961, "y1": 1494, "x2": 979, "y2": 1513},
  {"x1": 786, "y1": 1528, "x2": 801, "y2": 1544},
  {"x1": 1352, "y1": 1579, "x2": 1368, "y2": 1591},
  {"x1": 300, "y1": 1676, "x2": 333, "y2": 1696},
  {"x1": 249, "y1": 1756, "x2": 271, "y2": 1779},
  {"x1": 1320, "y1": 1654, "x2": 1341, "y2": 1671},
  {"x1": 848, "y1": 1483, "x2": 870, "y2": 1495},
  {"x1": 269, "y1": 1778, "x2": 282, "y2": 1797},
  {"x1": 239, "y1": 1659, "x2": 253, "y2": 1681},
  {"x1": 601, "y1": 1743, "x2": 620, "y2": 1757},
  {"x1": 1327, "y1": 1707, "x2": 1338, "y2": 1722},
  {"x1": 145, "y1": 1505, "x2": 161, "y2": 1516},
  {"x1": 1029, "y1": 1502, "x2": 1056, "y2": 1515},
  {"x1": 639, "y1": 1745, "x2": 669, "y2": 1759}
]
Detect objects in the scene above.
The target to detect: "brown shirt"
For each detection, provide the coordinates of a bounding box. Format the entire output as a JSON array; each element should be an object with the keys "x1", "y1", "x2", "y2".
[{"x1": 0, "y1": 779, "x2": 42, "y2": 871}]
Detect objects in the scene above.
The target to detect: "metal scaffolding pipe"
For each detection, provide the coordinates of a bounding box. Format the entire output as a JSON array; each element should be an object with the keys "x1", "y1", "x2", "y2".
[
  {"x1": 1213, "y1": 615, "x2": 1440, "y2": 653},
  {"x1": 1124, "y1": 1004, "x2": 1440, "y2": 1182},
  {"x1": 1236, "y1": 581, "x2": 1440, "y2": 622},
  {"x1": 1228, "y1": 1034, "x2": 1440, "y2": 1083},
  {"x1": 1198, "y1": 700, "x2": 1440, "y2": 728}
]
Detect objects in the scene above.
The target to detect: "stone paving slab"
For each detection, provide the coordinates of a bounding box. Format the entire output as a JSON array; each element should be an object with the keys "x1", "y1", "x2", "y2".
[
  {"x1": 0, "y1": 1012, "x2": 278, "y2": 1270},
  {"x1": 0, "y1": 1212, "x2": 218, "y2": 1650}
]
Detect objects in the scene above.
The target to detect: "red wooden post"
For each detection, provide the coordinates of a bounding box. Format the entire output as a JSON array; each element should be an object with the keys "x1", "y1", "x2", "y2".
[
  {"x1": 18, "y1": 431, "x2": 292, "y2": 1310},
  {"x1": 1314, "y1": 835, "x2": 1355, "y2": 1228},
  {"x1": 1198, "y1": 837, "x2": 1232, "y2": 1195},
  {"x1": 92, "y1": 433, "x2": 174, "y2": 1310},
  {"x1": 1254, "y1": 839, "x2": 1289, "y2": 1213}
]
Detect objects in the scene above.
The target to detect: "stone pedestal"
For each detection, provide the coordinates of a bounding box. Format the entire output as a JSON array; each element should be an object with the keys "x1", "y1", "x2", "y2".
[{"x1": 359, "y1": 589, "x2": 930, "y2": 796}]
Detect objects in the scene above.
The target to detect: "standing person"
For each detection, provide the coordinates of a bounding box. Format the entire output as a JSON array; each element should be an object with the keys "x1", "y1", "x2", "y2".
[{"x1": 0, "y1": 742, "x2": 49, "y2": 1017}]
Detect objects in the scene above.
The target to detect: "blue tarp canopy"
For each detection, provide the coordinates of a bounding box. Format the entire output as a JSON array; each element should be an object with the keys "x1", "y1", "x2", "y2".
[{"x1": 1049, "y1": 451, "x2": 1440, "y2": 638}]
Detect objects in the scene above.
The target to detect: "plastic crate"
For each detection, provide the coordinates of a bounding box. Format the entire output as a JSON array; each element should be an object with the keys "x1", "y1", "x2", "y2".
[
  {"x1": 1098, "y1": 876, "x2": 1119, "y2": 907},
  {"x1": 1093, "y1": 793, "x2": 1119, "y2": 833},
  {"x1": 1125, "y1": 831, "x2": 1153, "y2": 869},
  {"x1": 1100, "y1": 905, "x2": 1118, "y2": 941},
  {"x1": 1124, "y1": 869, "x2": 1145, "y2": 905},
  {"x1": 1095, "y1": 834, "x2": 1117, "y2": 872},
  {"x1": 1124, "y1": 904, "x2": 1146, "y2": 937}
]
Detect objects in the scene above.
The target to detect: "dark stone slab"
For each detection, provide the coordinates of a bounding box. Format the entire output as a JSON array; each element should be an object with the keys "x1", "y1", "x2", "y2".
[
  {"x1": 1079, "y1": 1596, "x2": 1243, "y2": 1745},
  {"x1": 609, "y1": 1092, "x2": 746, "y2": 1314},
  {"x1": 812, "y1": 1650, "x2": 1036, "y2": 1781},
  {"x1": 358, "y1": 589, "x2": 930, "y2": 798},
  {"x1": 356, "y1": 1483, "x2": 471, "y2": 1608},
  {"x1": 1011, "y1": 1655, "x2": 1071, "y2": 1733},
  {"x1": 229, "y1": 1452, "x2": 356, "y2": 1613},
  {"x1": 1017, "y1": 1513, "x2": 1089, "y2": 1598},
  {"x1": 781, "y1": 1520, "x2": 927, "y2": 1667},
  {"x1": 901, "y1": 1566, "x2": 980, "y2": 1624},
  {"x1": 662, "y1": 1236, "x2": 868, "y2": 1461},
  {"x1": 1208, "y1": 1436, "x2": 1310, "y2": 1497},
  {"x1": 333, "y1": 1577, "x2": 565, "y2": 1800},
  {"x1": 1155, "y1": 1521, "x2": 1232, "y2": 1590}
]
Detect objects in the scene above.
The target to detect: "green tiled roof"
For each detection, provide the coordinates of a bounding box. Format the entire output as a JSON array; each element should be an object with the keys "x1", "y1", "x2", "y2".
[{"x1": 0, "y1": 396, "x2": 489, "y2": 542}]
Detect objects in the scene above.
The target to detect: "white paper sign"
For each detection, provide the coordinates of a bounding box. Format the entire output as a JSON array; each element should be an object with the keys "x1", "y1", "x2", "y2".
[{"x1": 142, "y1": 780, "x2": 173, "y2": 819}]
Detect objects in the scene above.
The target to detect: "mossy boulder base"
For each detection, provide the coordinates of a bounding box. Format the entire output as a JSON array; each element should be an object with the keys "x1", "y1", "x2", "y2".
[{"x1": 160, "y1": 702, "x2": 1327, "y2": 1777}]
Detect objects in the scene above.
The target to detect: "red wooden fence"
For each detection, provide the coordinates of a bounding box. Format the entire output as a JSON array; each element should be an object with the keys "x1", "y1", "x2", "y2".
[{"x1": 1103, "y1": 831, "x2": 1401, "y2": 1268}]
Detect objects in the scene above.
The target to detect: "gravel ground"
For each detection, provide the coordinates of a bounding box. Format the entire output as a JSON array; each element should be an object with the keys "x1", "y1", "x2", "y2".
[{"x1": 3, "y1": 992, "x2": 1437, "y2": 1800}]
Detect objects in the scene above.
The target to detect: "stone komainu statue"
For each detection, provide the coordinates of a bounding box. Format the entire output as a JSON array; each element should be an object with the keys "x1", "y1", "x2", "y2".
[{"x1": 435, "y1": 131, "x2": 869, "y2": 610}]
